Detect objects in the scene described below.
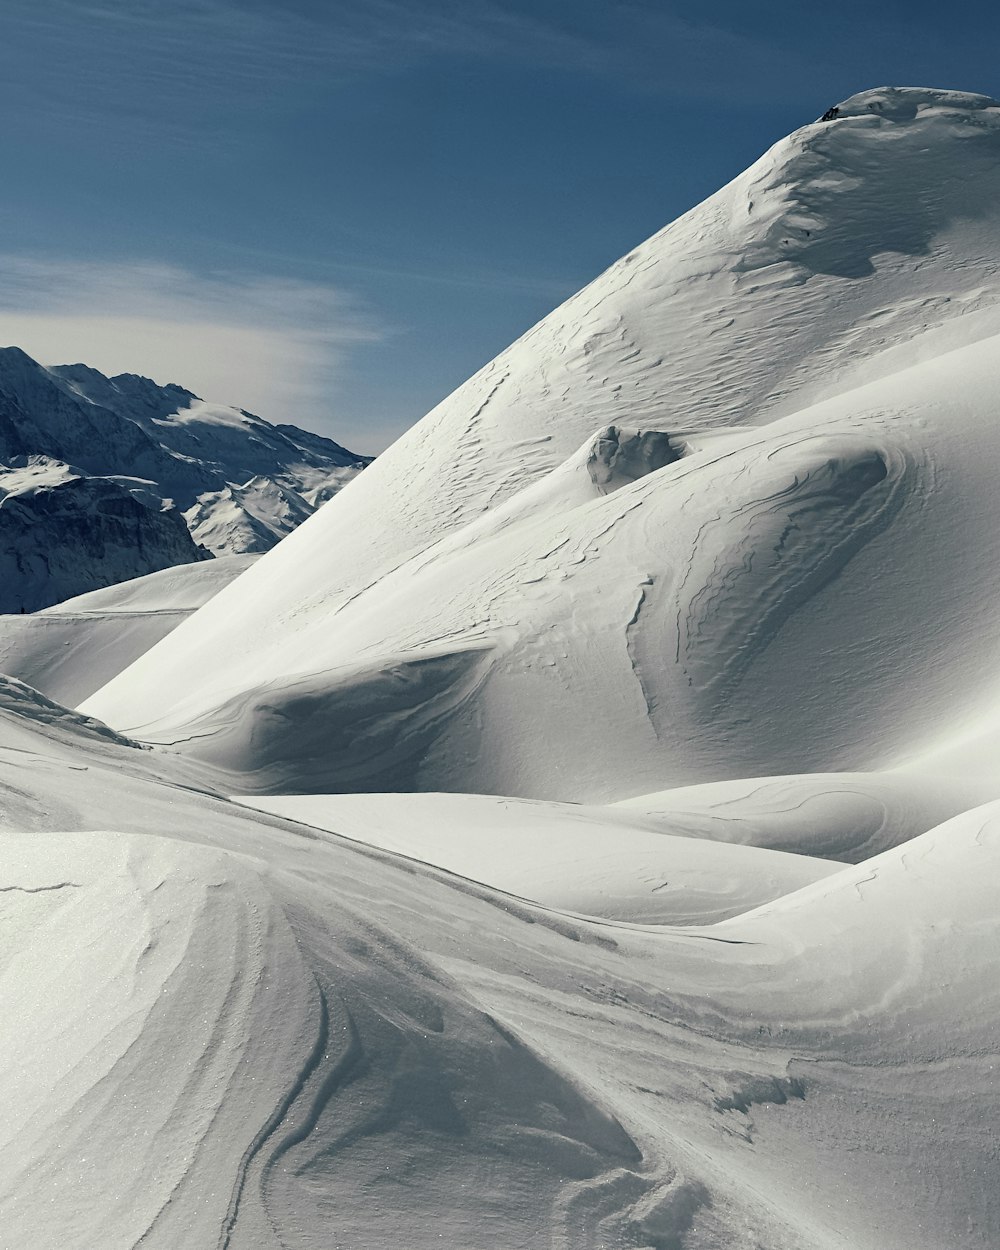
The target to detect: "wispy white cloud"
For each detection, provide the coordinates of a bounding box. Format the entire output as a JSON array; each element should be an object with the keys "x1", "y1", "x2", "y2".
[{"x1": 0, "y1": 256, "x2": 381, "y2": 445}]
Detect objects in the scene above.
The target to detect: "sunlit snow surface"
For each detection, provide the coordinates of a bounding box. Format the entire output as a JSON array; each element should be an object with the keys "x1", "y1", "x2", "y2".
[{"x1": 5, "y1": 87, "x2": 1000, "y2": 1247}]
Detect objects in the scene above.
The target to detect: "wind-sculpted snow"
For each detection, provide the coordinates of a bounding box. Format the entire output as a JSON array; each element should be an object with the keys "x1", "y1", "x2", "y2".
[
  {"x1": 235, "y1": 791, "x2": 841, "y2": 925},
  {"x1": 166, "y1": 644, "x2": 495, "y2": 794},
  {"x1": 628, "y1": 431, "x2": 910, "y2": 729},
  {"x1": 8, "y1": 86, "x2": 1000, "y2": 1247},
  {"x1": 614, "y1": 770, "x2": 985, "y2": 862},
  {"x1": 0, "y1": 831, "x2": 319, "y2": 1248},
  {"x1": 2, "y1": 672, "x2": 1000, "y2": 1245},
  {"x1": 78, "y1": 87, "x2": 1000, "y2": 727},
  {"x1": 0, "y1": 826, "x2": 655, "y2": 1249},
  {"x1": 87, "y1": 353, "x2": 965, "y2": 799},
  {"x1": 0, "y1": 674, "x2": 141, "y2": 750},
  {"x1": 86, "y1": 89, "x2": 1000, "y2": 803}
]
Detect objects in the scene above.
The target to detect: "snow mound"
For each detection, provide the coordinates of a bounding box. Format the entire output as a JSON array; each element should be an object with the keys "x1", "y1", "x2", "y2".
[
  {"x1": 614, "y1": 770, "x2": 986, "y2": 862},
  {"x1": 0, "y1": 556, "x2": 258, "y2": 706},
  {"x1": 235, "y1": 791, "x2": 839, "y2": 924},
  {"x1": 715, "y1": 799, "x2": 1000, "y2": 1060},
  {"x1": 0, "y1": 674, "x2": 140, "y2": 750},
  {"x1": 2, "y1": 654, "x2": 1000, "y2": 1245},
  {"x1": 0, "y1": 829, "x2": 652, "y2": 1249},
  {"x1": 42, "y1": 553, "x2": 260, "y2": 615},
  {"x1": 826, "y1": 84, "x2": 1000, "y2": 121}
]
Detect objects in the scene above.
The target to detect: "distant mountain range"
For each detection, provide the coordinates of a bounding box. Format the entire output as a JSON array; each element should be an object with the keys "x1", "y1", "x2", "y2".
[{"x1": 0, "y1": 347, "x2": 370, "y2": 610}]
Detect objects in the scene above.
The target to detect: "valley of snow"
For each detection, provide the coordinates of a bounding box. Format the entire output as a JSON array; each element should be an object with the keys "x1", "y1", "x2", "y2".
[{"x1": 4, "y1": 87, "x2": 1000, "y2": 1248}]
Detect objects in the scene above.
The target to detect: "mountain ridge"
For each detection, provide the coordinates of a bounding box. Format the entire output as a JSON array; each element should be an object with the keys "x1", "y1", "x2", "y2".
[{"x1": 0, "y1": 347, "x2": 370, "y2": 610}]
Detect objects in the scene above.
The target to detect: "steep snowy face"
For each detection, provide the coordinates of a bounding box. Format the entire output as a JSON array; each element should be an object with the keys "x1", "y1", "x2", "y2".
[
  {"x1": 0, "y1": 350, "x2": 368, "y2": 608},
  {"x1": 84, "y1": 88, "x2": 1000, "y2": 798},
  {"x1": 125, "y1": 85, "x2": 1000, "y2": 600}
]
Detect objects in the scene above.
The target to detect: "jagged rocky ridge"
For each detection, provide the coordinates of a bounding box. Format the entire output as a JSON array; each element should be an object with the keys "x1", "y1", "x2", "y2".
[{"x1": 0, "y1": 348, "x2": 370, "y2": 610}]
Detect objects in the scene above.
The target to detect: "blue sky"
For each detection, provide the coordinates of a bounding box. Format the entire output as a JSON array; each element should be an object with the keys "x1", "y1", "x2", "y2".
[{"x1": 0, "y1": 0, "x2": 996, "y2": 452}]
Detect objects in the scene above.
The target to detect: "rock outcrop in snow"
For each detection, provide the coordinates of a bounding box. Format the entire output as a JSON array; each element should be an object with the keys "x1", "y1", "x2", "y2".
[{"x1": 0, "y1": 457, "x2": 206, "y2": 612}]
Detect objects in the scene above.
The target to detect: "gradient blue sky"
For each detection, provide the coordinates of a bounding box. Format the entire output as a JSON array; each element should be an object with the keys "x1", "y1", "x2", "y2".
[{"x1": 0, "y1": 1, "x2": 996, "y2": 452}]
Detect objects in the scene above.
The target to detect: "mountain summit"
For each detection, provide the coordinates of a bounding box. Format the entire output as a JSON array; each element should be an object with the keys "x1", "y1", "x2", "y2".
[{"x1": 83, "y1": 87, "x2": 1000, "y2": 799}]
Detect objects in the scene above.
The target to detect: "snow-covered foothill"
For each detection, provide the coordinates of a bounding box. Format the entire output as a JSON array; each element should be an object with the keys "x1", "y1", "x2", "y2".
[{"x1": 1, "y1": 673, "x2": 999, "y2": 1247}]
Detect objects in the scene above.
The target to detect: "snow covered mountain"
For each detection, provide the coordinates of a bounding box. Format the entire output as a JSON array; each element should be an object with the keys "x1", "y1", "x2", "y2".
[
  {"x1": 0, "y1": 348, "x2": 370, "y2": 609},
  {"x1": 85, "y1": 87, "x2": 1000, "y2": 800},
  {"x1": 6, "y1": 86, "x2": 1000, "y2": 1249}
]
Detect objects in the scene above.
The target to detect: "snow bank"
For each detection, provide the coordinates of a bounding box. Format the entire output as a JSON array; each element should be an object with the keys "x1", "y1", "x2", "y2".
[{"x1": 235, "y1": 790, "x2": 839, "y2": 924}]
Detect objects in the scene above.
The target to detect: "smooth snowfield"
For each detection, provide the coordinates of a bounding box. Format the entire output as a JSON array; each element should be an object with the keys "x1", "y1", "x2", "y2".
[
  {"x1": 4, "y1": 86, "x2": 1000, "y2": 1248},
  {"x1": 236, "y1": 791, "x2": 841, "y2": 924},
  {"x1": 0, "y1": 555, "x2": 257, "y2": 705}
]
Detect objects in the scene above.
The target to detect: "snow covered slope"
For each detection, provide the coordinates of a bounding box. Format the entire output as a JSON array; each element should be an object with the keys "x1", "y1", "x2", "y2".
[
  {"x1": 7, "y1": 86, "x2": 1000, "y2": 1248},
  {"x1": 236, "y1": 790, "x2": 840, "y2": 925},
  {"x1": 0, "y1": 349, "x2": 369, "y2": 609},
  {"x1": 0, "y1": 555, "x2": 258, "y2": 705},
  {"x1": 86, "y1": 89, "x2": 1000, "y2": 802},
  {"x1": 2, "y1": 671, "x2": 1000, "y2": 1247}
]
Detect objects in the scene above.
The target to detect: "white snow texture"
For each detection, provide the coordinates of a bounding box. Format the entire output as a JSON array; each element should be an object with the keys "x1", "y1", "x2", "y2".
[{"x1": 4, "y1": 87, "x2": 1000, "y2": 1249}]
